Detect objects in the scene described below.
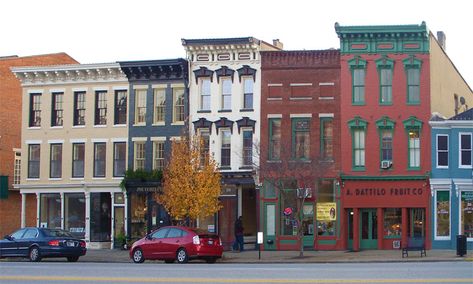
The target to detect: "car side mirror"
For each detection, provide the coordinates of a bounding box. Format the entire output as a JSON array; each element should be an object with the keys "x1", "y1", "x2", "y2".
[
  {"x1": 145, "y1": 234, "x2": 152, "y2": 240},
  {"x1": 4, "y1": 235, "x2": 13, "y2": 241}
]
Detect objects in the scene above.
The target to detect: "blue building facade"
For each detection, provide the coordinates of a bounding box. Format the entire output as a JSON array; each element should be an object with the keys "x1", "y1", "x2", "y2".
[
  {"x1": 430, "y1": 109, "x2": 473, "y2": 250},
  {"x1": 119, "y1": 59, "x2": 188, "y2": 240}
]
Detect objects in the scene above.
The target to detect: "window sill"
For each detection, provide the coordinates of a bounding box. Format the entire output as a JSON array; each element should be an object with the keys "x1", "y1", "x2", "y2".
[
  {"x1": 171, "y1": 122, "x2": 185, "y2": 126},
  {"x1": 113, "y1": 124, "x2": 127, "y2": 127},
  {"x1": 152, "y1": 122, "x2": 165, "y2": 126},
  {"x1": 352, "y1": 167, "x2": 366, "y2": 171},
  {"x1": 48, "y1": 178, "x2": 62, "y2": 181},
  {"x1": 407, "y1": 167, "x2": 421, "y2": 171},
  {"x1": 197, "y1": 110, "x2": 211, "y2": 113},
  {"x1": 219, "y1": 166, "x2": 232, "y2": 170},
  {"x1": 26, "y1": 178, "x2": 40, "y2": 181},
  {"x1": 70, "y1": 177, "x2": 85, "y2": 180},
  {"x1": 92, "y1": 177, "x2": 106, "y2": 180},
  {"x1": 459, "y1": 165, "x2": 473, "y2": 169},
  {"x1": 132, "y1": 123, "x2": 146, "y2": 127},
  {"x1": 267, "y1": 98, "x2": 282, "y2": 101},
  {"x1": 72, "y1": 125, "x2": 86, "y2": 128},
  {"x1": 112, "y1": 177, "x2": 124, "y2": 180},
  {"x1": 289, "y1": 159, "x2": 312, "y2": 163},
  {"x1": 93, "y1": 125, "x2": 107, "y2": 128},
  {"x1": 240, "y1": 108, "x2": 254, "y2": 112},
  {"x1": 239, "y1": 166, "x2": 253, "y2": 170},
  {"x1": 379, "y1": 103, "x2": 393, "y2": 106},
  {"x1": 218, "y1": 109, "x2": 232, "y2": 113},
  {"x1": 266, "y1": 160, "x2": 282, "y2": 163},
  {"x1": 319, "y1": 96, "x2": 334, "y2": 100},
  {"x1": 50, "y1": 126, "x2": 64, "y2": 129},
  {"x1": 290, "y1": 97, "x2": 312, "y2": 101},
  {"x1": 406, "y1": 102, "x2": 421, "y2": 105},
  {"x1": 27, "y1": 127, "x2": 41, "y2": 130},
  {"x1": 351, "y1": 103, "x2": 365, "y2": 106}
]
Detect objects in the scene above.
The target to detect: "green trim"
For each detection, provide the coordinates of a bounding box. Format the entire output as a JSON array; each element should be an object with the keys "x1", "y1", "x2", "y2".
[
  {"x1": 340, "y1": 174, "x2": 427, "y2": 180},
  {"x1": 317, "y1": 239, "x2": 336, "y2": 245},
  {"x1": 0, "y1": 176, "x2": 8, "y2": 199},
  {"x1": 280, "y1": 239, "x2": 297, "y2": 245},
  {"x1": 348, "y1": 117, "x2": 367, "y2": 170},
  {"x1": 263, "y1": 179, "x2": 277, "y2": 198},
  {"x1": 375, "y1": 116, "x2": 395, "y2": 129},
  {"x1": 403, "y1": 56, "x2": 422, "y2": 104},
  {"x1": 348, "y1": 56, "x2": 367, "y2": 69},
  {"x1": 349, "y1": 57, "x2": 366, "y2": 105},
  {"x1": 403, "y1": 116, "x2": 423, "y2": 130},
  {"x1": 376, "y1": 116, "x2": 395, "y2": 167},
  {"x1": 348, "y1": 116, "x2": 368, "y2": 129}
]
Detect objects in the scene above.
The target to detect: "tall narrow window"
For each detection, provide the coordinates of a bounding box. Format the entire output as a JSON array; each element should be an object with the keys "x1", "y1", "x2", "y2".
[
  {"x1": 320, "y1": 118, "x2": 333, "y2": 160},
  {"x1": 135, "y1": 89, "x2": 146, "y2": 124},
  {"x1": 353, "y1": 129, "x2": 365, "y2": 168},
  {"x1": 29, "y1": 93, "x2": 41, "y2": 127},
  {"x1": 221, "y1": 79, "x2": 232, "y2": 110},
  {"x1": 154, "y1": 88, "x2": 166, "y2": 124},
  {"x1": 51, "y1": 92, "x2": 64, "y2": 127},
  {"x1": 93, "y1": 142, "x2": 106, "y2": 177},
  {"x1": 113, "y1": 142, "x2": 126, "y2": 177},
  {"x1": 221, "y1": 130, "x2": 231, "y2": 167},
  {"x1": 408, "y1": 130, "x2": 421, "y2": 168},
  {"x1": 13, "y1": 151, "x2": 21, "y2": 185},
  {"x1": 134, "y1": 142, "x2": 145, "y2": 170},
  {"x1": 380, "y1": 69, "x2": 392, "y2": 104},
  {"x1": 153, "y1": 141, "x2": 165, "y2": 171},
  {"x1": 353, "y1": 69, "x2": 365, "y2": 104},
  {"x1": 74, "y1": 91, "x2": 86, "y2": 126},
  {"x1": 381, "y1": 131, "x2": 393, "y2": 162},
  {"x1": 95, "y1": 91, "x2": 107, "y2": 125},
  {"x1": 28, "y1": 144, "x2": 40, "y2": 178},
  {"x1": 72, "y1": 143, "x2": 85, "y2": 178},
  {"x1": 114, "y1": 90, "x2": 127, "y2": 125},
  {"x1": 460, "y1": 191, "x2": 473, "y2": 238},
  {"x1": 50, "y1": 144, "x2": 62, "y2": 178},
  {"x1": 292, "y1": 118, "x2": 310, "y2": 160},
  {"x1": 200, "y1": 79, "x2": 211, "y2": 111},
  {"x1": 435, "y1": 191, "x2": 450, "y2": 239},
  {"x1": 173, "y1": 88, "x2": 185, "y2": 123},
  {"x1": 459, "y1": 133, "x2": 472, "y2": 167},
  {"x1": 242, "y1": 130, "x2": 253, "y2": 166},
  {"x1": 243, "y1": 78, "x2": 253, "y2": 109},
  {"x1": 199, "y1": 130, "x2": 210, "y2": 167},
  {"x1": 269, "y1": 118, "x2": 281, "y2": 160},
  {"x1": 437, "y1": 135, "x2": 449, "y2": 168},
  {"x1": 403, "y1": 56, "x2": 422, "y2": 104}
]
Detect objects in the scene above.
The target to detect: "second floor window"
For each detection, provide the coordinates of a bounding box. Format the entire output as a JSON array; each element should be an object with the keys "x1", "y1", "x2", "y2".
[
  {"x1": 72, "y1": 143, "x2": 85, "y2": 178},
  {"x1": 74, "y1": 91, "x2": 86, "y2": 126},
  {"x1": 114, "y1": 90, "x2": 127, "y2": 125},
  {"x1": 13, "y1": 151, "x2": 21, "y2": 185},
  {"x1": 173, "y1": 88, "x2": 185, "y2": 123},
  {"x1": 51, "y1": 92, "x2": 64, "y2": 127},
  {"x1": 242, "y1": 130, "x2": 253, "y2": 166},
  {"x1": 221, "y1": 79, "x2": 232, "y2": 110},
  {"x1": 134, "y1": 142, "x2": 145, "y2": 170},
  {"x1": 95, "y1": 91, "x2": 107, "y2": 125},
  {"x1": 269, "y1": 118, "x2": 281, "y2": 160},
  {"x1": 243, "y1": 78, "x2": 253, "y2": 109},
  {"x1": 321, "y1": 118, "x2": 333, "y2": 160},
  {"x1": 93, "y1": 142, "x2": 106, "y2": 177},
  {"x1": 352, "y1": 69, "x2": 365, "y2": 104},
  {"x1": 353, "y1": 129, "x2": 365, "y2": 168},
  {"x1": 381, "y1": 130, "x2": 393, "y2": 162},
  {"x1": 29, "y1": 93, "x2": 41, "y2": 127},
  {"x1": 113, "y1": 142, "x2": 126, "y2": 177},
  {"x1": 154, "y1": 88, "x2": 165, "y2": 124},
  {"x1": 437, "y1": 135, "x2": 448, "y2": 168},
  {"x1": 50, "y1": 144, "x2": 62, "y2": 178},
  {"x1": 408, "y1": 130, "x2": 421, "y2": 168},
  {"x1": 28, "y1": 144, "x2": 40, "y2": 178},
  {"x1": 380, "y1": 69, "x2": 392, "y2": 104},
  {"x1": 221, "y1": 130, "x2": 231, "y2": 167},
  {"x1": 199, "y1": 130, "x2": 210, "y2": 167},
  {"x1": 200, "y1": 79, "x2": 211, "y2": 111},
  {"x1": 460, "y1": 133, "x2": 472, "y2": 167},
  {"x1": 407, "y1": 68, "x2": 420, "y2": 104},
  {"x1": 153, "y1": 141, "x2": 165, "y2": 171},
  {"x1": 292, "y1": 118, "x2": 310, "y2": 160},
  {"x1": 135, "y1": 89, "x2": 147, "y2": 124}
]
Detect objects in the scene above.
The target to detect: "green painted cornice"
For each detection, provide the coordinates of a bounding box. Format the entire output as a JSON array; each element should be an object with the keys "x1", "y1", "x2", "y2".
[
  {"x1": 376, "y1": 116, "x2": 395, "y2": 129},
  {"x1": 348, "y1": 56, "x2": 367, "y2": 69},
  {"x1": 334, "y1": 22, "x2": 429, "y2": 54},
  {"x1": 348, "y1": 116, "x2": 368, "y2": 129},
  {"x1": 340, "y1": 174, "x2": 428, "y2": 181},
  {"x1": 403, "y1": 116, "x2": 423, "y2": 130},
  {"x1": 375, "y1": 55, "x2": 395, "y2": 70}
]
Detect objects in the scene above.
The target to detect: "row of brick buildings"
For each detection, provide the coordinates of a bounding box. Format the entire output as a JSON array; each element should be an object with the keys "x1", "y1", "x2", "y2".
[{"x1": 1, "y1": 22, "x2": 472, "y2": 251}]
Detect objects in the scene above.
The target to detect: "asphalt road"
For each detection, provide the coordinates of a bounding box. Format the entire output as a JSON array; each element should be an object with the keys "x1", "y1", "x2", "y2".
[{"x1": 0, "y1": 261, "x2": 472, "y2": 283}]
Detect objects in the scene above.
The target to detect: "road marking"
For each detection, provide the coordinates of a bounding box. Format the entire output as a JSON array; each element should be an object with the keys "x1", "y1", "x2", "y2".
[{"x1": 1, "y1": 276, "x2": 473, "y2": 283}]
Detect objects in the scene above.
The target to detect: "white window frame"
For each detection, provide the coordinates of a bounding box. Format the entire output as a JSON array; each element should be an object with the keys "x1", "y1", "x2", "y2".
[
  {"x1": 153, "y1": 88, "x2": 166, "y2": 125},
  {"x1": 242, "y1": 77, "x2": 254, "y2": 109},
  {"x1": 458, "y1": 189, "x2": 473, "y2": 241},
  {"x1": 221, "y1": 78, "x2": 232, "y2": 110},
  {"x1": 220, "y1": 129, "x2": 231, "y2": 168},
  {"x1": 135, "y1": 89, "x2": 147, "y2": 125},
  {"x1": 152, "y1": 141, "x2": 165, "y2": 171},
  {"x1": 200, "y1": 78, "x2": 211, "y2": 111},
  {"x1": 436, "y1": 134, "x2": 449, "y2": 169},
  {"x1": 458, "y1": 132, "x2": 472, "y2": 168},
  {"x1": 134, "y1": 141, "x2": 146, "y2": 170},
  {"x1": 173, "y1": 87, "x2": 185, "y2": 123},
  {"x1": 434, "y1": 189, "x2": 451, "y2": 241},
  {"x1": 13, "y1": 149, "x2": 21, "y2": 185}
]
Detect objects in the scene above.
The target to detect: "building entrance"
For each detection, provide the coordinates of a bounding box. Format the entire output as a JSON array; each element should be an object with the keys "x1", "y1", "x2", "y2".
[{"x1": 360, "y1": 209, "x2": 377, "y2": 249}]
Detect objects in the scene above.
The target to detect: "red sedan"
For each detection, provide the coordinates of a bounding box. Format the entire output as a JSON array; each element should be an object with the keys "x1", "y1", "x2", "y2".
[{"x1": 130, "y1": 226, "x2": 223, "y2": 264}]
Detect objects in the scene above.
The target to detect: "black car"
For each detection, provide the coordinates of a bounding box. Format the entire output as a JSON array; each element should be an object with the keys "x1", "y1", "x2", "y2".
[{"x1": 0, "y1": 227, "x2": 86, "y2": 262}]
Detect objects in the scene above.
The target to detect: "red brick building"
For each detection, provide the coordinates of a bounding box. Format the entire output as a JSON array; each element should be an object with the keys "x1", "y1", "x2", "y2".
[
  {"x1": 259, "y1": 50, "x2": 341, "y2": 250},
  {"x1": 0, "y1": 53, "x2": 77, "y2": 237}
]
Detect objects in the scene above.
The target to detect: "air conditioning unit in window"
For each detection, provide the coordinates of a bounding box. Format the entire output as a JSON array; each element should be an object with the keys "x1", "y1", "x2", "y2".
[
  {"x1": 381, "y1": 160, "x2": 392, "y2": 169},
  {"x1": 297, "y1": 188, "x2": 312, "y2": 198}
]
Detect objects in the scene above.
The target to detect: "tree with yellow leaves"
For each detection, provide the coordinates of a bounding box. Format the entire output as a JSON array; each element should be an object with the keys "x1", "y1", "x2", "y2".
[{"x1": 160, "y1": 134, "x2": 221, "y2": 227}]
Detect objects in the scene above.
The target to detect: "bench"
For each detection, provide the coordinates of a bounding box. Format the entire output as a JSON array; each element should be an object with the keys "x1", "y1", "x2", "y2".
[{"x1": 402, "y1": 237, "x2": 426, "y2": 258}]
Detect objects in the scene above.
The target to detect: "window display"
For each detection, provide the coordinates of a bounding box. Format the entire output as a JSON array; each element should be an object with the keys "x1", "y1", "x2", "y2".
[
  {"x1": 384, "y1": 208, "x2": 401, "y2": 237},
  {"x1": 64, "y1": 193, "x2": 85, "y2": 239},
  {"x1": 461, "y1": 191, "x2": 473, "y2": 238},
  {"x1": 436, "y1": 191, "x2": 450, "y2": 238},
  {"x1": 40, "y1": 193, "x2": 61, "y2": 229},
  {"x1": 317, "y1": 180, "x2": 336, "y2": 236},
  {"x1": 90, "y1": 193, "x2": 111, "y2": 242}
]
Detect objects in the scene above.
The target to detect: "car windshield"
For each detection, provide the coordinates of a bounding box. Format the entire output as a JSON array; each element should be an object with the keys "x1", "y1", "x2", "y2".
[{"x1": 43, "y1": 229, "x2": 74, "y2": 238}]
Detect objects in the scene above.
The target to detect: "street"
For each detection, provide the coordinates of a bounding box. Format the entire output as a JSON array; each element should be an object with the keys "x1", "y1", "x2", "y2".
[{"x1": 0, "y1": 261, "x2": 472, "y2": 283}]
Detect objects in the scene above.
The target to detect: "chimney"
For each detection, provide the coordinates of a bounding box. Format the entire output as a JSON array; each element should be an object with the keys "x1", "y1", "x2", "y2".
[
  {"x1": 272, "y1": 39, "x2": 284, "y2": 50},
  {"x1": 437, "y1": 31, "x2": 446, "y2": 51}
]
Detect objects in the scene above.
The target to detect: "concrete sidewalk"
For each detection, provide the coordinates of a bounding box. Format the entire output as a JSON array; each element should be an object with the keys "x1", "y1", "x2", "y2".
[{"x1": 80, "y1": 249, "x2": 471, "y2": 263}]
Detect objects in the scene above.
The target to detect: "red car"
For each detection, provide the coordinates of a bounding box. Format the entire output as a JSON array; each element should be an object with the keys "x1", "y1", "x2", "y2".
[{"x1": 130, "y1": 226, "x2": 223, "y2": 264}]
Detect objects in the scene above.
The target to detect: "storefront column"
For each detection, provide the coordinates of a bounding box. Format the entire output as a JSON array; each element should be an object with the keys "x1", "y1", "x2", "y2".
[
  {"x1": 124, "y1": 192, "x2": 128, "y2": 239},
  {"x1": 402, "y1": 207, "x2": 408, "y2": 248},
  {"x1": 110, "y1": 192, "x2": 115, "y2": 250},
  {"x1": 21, "y1": 193, "x2": 26, "y2": 228},
  {"x1": 340, "y1": 208, "x2": 347, "y2": 249},
  {"x1": 60, "y1": 192, "x2": 65, "y2": 230},
  {"x1": 84, "y1": 191, "x2": 90, "y2": 245},
  {"x1": 35, "y1": 193, "x2": 40, "y2": 227},
  {"x1": 377, "y1": 208, "x2": 383, "y2": 249},
  {"x1": 353, "y1": 208, "x2": 360, "y2": 251}
]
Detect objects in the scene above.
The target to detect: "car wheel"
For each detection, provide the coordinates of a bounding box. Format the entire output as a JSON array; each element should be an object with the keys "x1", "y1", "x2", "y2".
[
  {"x1": 67, "y1": 256, "x2": 79, "y2": 262},
  {"x1": 29, "y1": 246, "x2": 41, "y2": 262},
  {"x1": 164, "y1": 259, "x2": 175, "y2": 264},
  {"x1": 205, "y1": 257, "x2": 217, "y2": 264},
  {"x1": 132, "y1": 248, "x2": 145, "y2": 263},
  {"x1": 176, "y1": 248, "x2": 188, "y2": 264}
]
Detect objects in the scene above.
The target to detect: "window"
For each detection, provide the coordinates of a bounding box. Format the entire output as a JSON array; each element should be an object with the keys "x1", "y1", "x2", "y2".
[
  {"x1": 74, "y1": 91, "x2": 86, "y2": 126},
  {"x1": 243, "y1": 78, "x2": 253, "y2": 109},
  {"x1": 173, "y1": 88, "x2": 185, "y2": 123},
  {"x1": 135, "y1": 89, "x2": 146, "y2": 124},
  {"x1": 435, "y1": 190, "x2": 450, "y2": 239},
  {"x1": 199, "y1": 130, "x2": 210, "y2": 167},
  {"x1": 221, "y1": 129, "x2": 231, "y2": 167},
  {"x1": 28, "y1": 144, "x2": 40, "y2": 178},
  {"x1": 153, "y1": 88, "x2": 165, "y2": 124},
  {"x1": 72, "y1": 143, "x2": 85, "y2": 178},
  {"x1": 320, "y1": 118, "x2": 333, "y2": 160},
  {"x1": 437, "y1": 135, "x2": 449, "y2": 167},
  {"x1": 114, "y1": 90, "x2": 127, "y2": 125},
  {"x1": 292, "y1": 118, "x2": 310, "y2": 160},
  {"x1": 113, "y1": 142, "x2": 126, "y2": 177},
  {"x1": 269, "y1": 118, "x2": 281, "y2": 160},
  {"x1": 89, "y1": 192, "x2": 111, "y2": 241},
  {"x1": 381, "y1": 130, "x2": 393, "y2": 162},
  {"x1": 460, "y1": 191, "x2": 473, "y2": 238},
  {"x1": 13, "y1": 150, "x2": 21, "y2": 185},
  {"x1": 242, "y1": 130, "x2": 253, "y2": 166},
  {"x1": 40, "y1": 193, "x2": 61, "y2": 229},
  {"x1": 95, "y1": 91, "x2": 107, "y2": 125},
  {"x1": 134, "y1": 142, "x2": 145, "y2": 170},
  {"x1": 263, "y1": 179, "x2": 276, "y2": 198},
  {"x1": 221, "y1": 78, "x2": 232, "y2": 110},
  {"x1": 151, "y1": 228, "x2": 169, "y2": 239},
  {"x1": 353, "y1": 129, "x2": 365, "y2": 168},
  {"x1": 403, "y1": 56, "x2": 422, "y2": 104},
  {"x1": 459, "y1": 133, "x2": 472, "y2": 167},
  {"x1": 317, "y1": 179, "x2": 336, "y2": 236},
  {"x1": 153, "y1": 141, "x2": 164, "y2": 171},
  {"x1": 408, "y1": 130, "x2": 420, "y2": 168},
  {"x1": 93, "y1": 142, "x2": 106, "y2": 177},
  {"x1": 64, "y1": 193, "x2": 85, "y2": 239},
  {"x1": 200, "y1": 78, "x2": 211, "y2": 110},
  {"x1": 50, "y1": 144, "x2": 62, "y2": 178},
  {"x1": 51, "y1": 92, "x2": 64, "y2": 127},
  {"x1": 352, "y1": 69, "x2": 365, "y2": 104},
  {"x1": 280, "y1": 180, "x2": 298, "y2": 236},
  {"x1": 384, "y1": 208, "x2": 402, "y2": 237},
  {"x1": 29, "y1": 93, "x2": 41, "y2": 127},
  {"x1": 380, "y1": 69, "x2": 392, "y2": 104}
]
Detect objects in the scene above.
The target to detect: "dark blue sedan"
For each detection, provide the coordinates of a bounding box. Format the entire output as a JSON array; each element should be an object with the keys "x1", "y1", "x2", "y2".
[{"x1": 0, "y1": 227, "x2": 86, "y2": 262}]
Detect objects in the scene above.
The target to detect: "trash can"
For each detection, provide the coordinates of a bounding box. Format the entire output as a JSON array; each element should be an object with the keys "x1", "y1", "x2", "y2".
[{"x1": 456, "y1": 235, "x2": 467, "y2": 257}]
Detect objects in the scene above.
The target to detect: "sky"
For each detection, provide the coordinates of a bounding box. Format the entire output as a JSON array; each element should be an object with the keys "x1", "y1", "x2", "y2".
[{"x1": 2, "y1": 0, "x2": 472, "y2": 86}]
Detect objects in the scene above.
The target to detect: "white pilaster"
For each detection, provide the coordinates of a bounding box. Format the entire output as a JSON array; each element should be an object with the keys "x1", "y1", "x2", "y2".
[
  {"x1": 84, "y1": 191, "x2": 90, "y2": 246},
  {"x1": 36, "y1": 193, "x2": 40, "y2": 227},
  {"x1": 21, "y1": 193, "x2": 26, "y2": 228}
]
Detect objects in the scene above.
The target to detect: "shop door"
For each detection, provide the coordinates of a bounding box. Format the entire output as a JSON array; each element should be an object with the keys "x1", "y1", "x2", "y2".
[
  {"x1": 150, "y1": 203, "x2": 170, "y2": 232},
  {"x1": 218, "y1": 197, "x2": 237, "y2": 250},
  {"x1": 302, "y1": 204, "x2": 314, "y2": 248},
  {"x1": 113, "y1": 207, "x2": 125, "y2": 248},
  {"x1": 347, "y1": 209, "x2": 353, "y2": 250},
  {"x1": 360, "y1": 209, "x2": 377, "y2": 249}
]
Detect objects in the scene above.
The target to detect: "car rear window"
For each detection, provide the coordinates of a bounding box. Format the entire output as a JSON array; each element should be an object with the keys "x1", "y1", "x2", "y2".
[
  {"x1": 43, "y1": 229, "x2": 74, "y2": 237},
  {"x1": 190, "y1": 228, "x2": 216, "y2": 238}
]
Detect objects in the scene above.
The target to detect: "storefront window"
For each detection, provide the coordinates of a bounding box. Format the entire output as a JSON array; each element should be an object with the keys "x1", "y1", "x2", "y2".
[
  {"x1": 384, "y1": 208, "x2": 401, "y2": 237},
  {"x1": 130, "y1": 192, "x2": 147, "y2": 239},
  {"x1": 317, "y1": 180, "x2": 336, "y2": 236},
  {"x1": 40, "y1": 193, "x2": 61, "y2": 229},
  {"x1": 280, "y1": 189, "x2": 297, "y2": 236},
  {"x1": 302, "y1": 204, "x2": 314, "y2": 236},
  {"x1": 90, "y1": 193, "x2": 111, "y2": 242},
  {"x1": 460, "y1": 191, "x2": 473, "y2": 238},
  {"x1": 264, "y1": 179, "x2": 276, "y2": 198},
  {"x1": 409, "y1": 208, "x2": 425, "y2": 237},
  {"x1": 436, "y1": 191, "x2": 450, "y2": 239},
  {"x1": 64, "y1": 193, "x2": 85, "y2": 239}
]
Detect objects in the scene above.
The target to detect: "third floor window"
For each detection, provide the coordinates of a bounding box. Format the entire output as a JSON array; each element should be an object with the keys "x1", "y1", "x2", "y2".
[
  {"x1": 135, "y1": 89, "x2": 147, "y2": 124},
  {"x1": 29, "y1": 93, "x2": 41, "y2": 127},
  {"x1": 74, "y1": 91, "x2": 86, "y2": 126},
  {"x1": 51, "y1": 92, "x2": 64, "y2": 127},
  {"x1": 95, "y1": 91, "x2": 107, "y2": 125},
  {"x1": 114, "y1": 90, "x2": 127, "y2": 125}
]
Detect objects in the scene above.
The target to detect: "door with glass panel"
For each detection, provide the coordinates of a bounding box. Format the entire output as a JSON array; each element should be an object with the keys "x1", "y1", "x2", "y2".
[{"x1": 360, "y1": 209, "x2": 377, "y2": 249}]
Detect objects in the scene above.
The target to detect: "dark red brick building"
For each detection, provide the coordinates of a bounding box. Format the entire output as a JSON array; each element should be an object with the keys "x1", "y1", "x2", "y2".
[{"x1": 259, "y1": 50, "x2": 341, "y2": 250}]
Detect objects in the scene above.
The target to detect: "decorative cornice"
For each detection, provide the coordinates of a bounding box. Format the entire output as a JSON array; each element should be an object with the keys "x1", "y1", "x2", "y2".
[
  {"x1": 214, "y1": 117, "x2": 234, "y2": 134},
  {"x1": 193, "y1": 67, "x2": 214, "y2": 84},
  {"x1": 193, "y1": 117, "x2": 213, "y2": 134},
  {"x1": 261, "y1": 50, "x2": 340, "y2": 69},
  {"x1": 236, "y1": 117, "x2": 256, "y2": 134},
  {"x1": 119, "y1": 59, "x2": 187, "y2": 82},
  {"x1": 237, "y1": 65, "x2": 257, "y2": 82},
  {"x1": 215, "y1": 66, "x2": 235, "y2": 83}
]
